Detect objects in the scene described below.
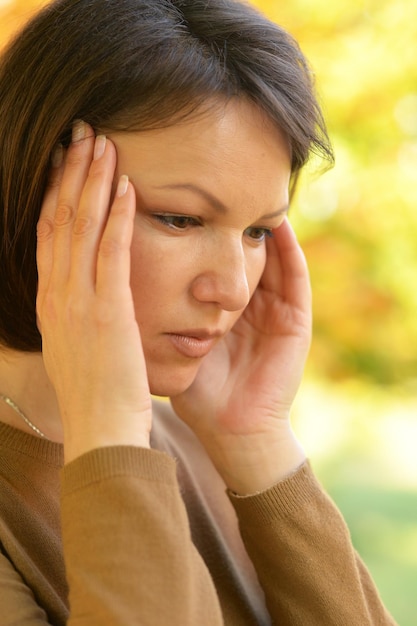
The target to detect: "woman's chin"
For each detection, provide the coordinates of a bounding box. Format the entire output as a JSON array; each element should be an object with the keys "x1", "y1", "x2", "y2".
[{"x1": 147, "y1": 363, "x2": 200, "y2": 399}]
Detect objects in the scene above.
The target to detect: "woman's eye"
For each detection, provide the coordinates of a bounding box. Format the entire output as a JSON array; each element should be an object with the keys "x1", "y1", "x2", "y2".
[
  {"x1": 244, "y1": 227, "x2": 273, "y2": 242},
  {"x1": 153, "y1": 214, "x2": 200, "y2": 230}
]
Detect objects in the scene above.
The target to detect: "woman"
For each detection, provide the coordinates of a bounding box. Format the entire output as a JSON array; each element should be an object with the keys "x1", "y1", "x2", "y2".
[{"x1": 0, "y1": 0, "x2": 395, "y2": 624}]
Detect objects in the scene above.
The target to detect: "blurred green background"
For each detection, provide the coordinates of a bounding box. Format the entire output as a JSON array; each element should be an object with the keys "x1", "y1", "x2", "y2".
[{"x1": 1, "y1": 0, "x2": 416, "y2": 623}]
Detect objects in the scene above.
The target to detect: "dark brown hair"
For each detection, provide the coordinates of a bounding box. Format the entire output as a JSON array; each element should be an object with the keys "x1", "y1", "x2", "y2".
[{"x1": 0, "y1": 0, "x2": 333, "y2": 352}]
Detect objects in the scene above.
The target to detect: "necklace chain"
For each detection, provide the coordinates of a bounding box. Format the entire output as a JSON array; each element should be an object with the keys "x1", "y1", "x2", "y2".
[{"x1": 0, "y1": 394, "x2": 48, "y2": 439}]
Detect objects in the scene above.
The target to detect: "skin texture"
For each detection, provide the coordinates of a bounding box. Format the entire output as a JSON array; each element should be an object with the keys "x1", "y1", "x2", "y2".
[
  {"x1": 109, "y1": 101, "x2": 292, "y2": 396},
  {"x1": 33, "y1": 99, "x2": 310, "y2": 491}
]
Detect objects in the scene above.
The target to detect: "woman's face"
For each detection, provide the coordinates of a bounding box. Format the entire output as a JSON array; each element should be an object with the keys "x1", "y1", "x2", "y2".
[{"x1": 109, "y1": 99, "x2": 291, "y2": 397}]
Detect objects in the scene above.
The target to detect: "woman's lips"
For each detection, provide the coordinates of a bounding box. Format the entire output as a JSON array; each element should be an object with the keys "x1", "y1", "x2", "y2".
[{"x1": 167, "y1": 331, "x2": 220, "y2": 359}]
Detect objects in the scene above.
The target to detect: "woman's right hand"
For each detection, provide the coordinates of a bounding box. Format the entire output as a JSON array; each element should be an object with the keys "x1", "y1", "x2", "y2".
[{"x1": 36, "y1": 121, "x2": 152, "y2": 462}]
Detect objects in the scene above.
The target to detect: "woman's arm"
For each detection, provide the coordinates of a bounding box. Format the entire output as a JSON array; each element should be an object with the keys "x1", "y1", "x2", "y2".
[
  {"x1": 61, "y1": 446, "x2": 223, "y2": 626},
  {"x1": 36, "y1": 122, "x2": 224, "y2": 625},
  {"x1": 230, "y1": 461, "x2": 397, "y2": 625}
]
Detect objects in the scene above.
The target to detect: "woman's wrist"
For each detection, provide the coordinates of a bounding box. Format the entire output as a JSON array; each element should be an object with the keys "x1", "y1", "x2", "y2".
[
  {"x1": 205, "y1": 427, "x2": 306, "y2": 496},
  {"x1": 62, "y1": 412, "x2": 151, "y2": 463}
]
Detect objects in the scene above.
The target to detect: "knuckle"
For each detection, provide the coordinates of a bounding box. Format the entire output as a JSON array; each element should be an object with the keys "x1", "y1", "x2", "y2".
[
  {"x1": 40, "y1": 291, "x2": 59, "y2": 323},
  {"x1": 99, "y1": 237, "x2": 122, "y2": 258},
  {"x1": 73, "y1": 216, "x2": 95, "y2": 237},
  {"x1": 88, "y1": 160, "x2": 107, "y2": 180},
  {"x1": 54, "y1": 202, "x2": 75, "y2": 226},
  {"x1": 37, "y1": 217, "x2": 54, "y2": 242},
  {"x1": 110, "y1": 202, "x2": 130, "y2": 218},
  {"x1": 65, "y1": 146, "x2": 86, "y2": 167},
  {"x1": 66, "y1": 297, "x2": 86, "y2": 322},
  {"x1": 93, "y1": 301, "x2": 114, "y2": 327},
  {"x1": 43, "y1": 291, "x2": 87, "y2": 324}
]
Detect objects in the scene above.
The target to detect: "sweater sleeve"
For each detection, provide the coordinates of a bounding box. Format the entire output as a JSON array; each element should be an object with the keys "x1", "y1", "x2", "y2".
[
  {"x1": 228, "y1": 461, "x2": 397, "y2": 626},
  {"x1": 60, "y1": 446, "x2": 223, "y2": 626},
  {"x1": 0, "y1": 551, "x2": 51, "y2": 625}
]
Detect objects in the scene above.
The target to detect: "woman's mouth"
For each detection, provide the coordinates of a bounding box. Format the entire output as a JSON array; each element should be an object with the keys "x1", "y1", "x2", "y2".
[{"x1": 167, "y1": 331, "x2": 221, "y2": 359}]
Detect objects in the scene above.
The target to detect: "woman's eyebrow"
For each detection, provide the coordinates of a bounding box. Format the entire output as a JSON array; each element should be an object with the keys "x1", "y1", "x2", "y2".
[
  {"x1": 154, "y1": 183, "x2": 227, "y2": 213},
  {"x1": 260, "y1": 206, "x2": 289, "y2": 220},
  {"x1": 153, "y1": 183, "x2": 289, "y2": 219}
]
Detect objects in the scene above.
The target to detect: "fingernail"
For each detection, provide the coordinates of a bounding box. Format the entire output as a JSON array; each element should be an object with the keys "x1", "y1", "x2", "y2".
[
  {"x1": 94, "y1": 135, "x2": 106, "y2": 160},
  {"x1": 116, "y1": 175, "x2": 129, "y2": 197},
  {"x1": 51, "y1": 144, "x2": 64, "y2": 168},
  {"x1": 72, "y1": 119, "x2": 86, "y2": 143}
]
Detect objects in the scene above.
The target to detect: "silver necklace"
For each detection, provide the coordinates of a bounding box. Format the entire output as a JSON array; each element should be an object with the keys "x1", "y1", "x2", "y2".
[{"x1": 0, "y1": 394, "x2": 48, "y2": 439}]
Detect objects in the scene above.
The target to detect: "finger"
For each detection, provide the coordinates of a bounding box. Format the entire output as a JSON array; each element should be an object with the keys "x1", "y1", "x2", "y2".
[
  {"x1": 36, "y1": 144, "x2": 65, "y2": 308},
  {"x1": 69, "y1": 135, "x2": 117, "y2": 289},
  {"x1": 262, "y1": 218, "x2": 311, "y2": 309},
  {"x1": 95, "y1": 175, "x2": 136, "y2": 302},
  {"x1": 49, "y1": 120, "x2": 95, "y2": 286}
]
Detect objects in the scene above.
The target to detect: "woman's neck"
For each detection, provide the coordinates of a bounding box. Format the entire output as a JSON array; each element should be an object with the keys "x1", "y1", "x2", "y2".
[{"x1": 0, "y1": 349, "x2": 63, "y2": 442}]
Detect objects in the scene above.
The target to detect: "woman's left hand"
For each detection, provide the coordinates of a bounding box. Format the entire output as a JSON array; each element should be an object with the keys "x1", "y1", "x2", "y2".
[{"x1": 171, "y1": 218, "x2": 311, "y2": 494}]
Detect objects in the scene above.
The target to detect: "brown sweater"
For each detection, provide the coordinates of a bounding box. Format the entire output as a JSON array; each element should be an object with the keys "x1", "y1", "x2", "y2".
[{"x1": 0, "y1": 399, "x2": 395, "y2": 625}]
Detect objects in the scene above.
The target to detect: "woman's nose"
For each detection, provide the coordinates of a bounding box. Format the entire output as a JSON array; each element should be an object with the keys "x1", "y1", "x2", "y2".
[{"x1": 190, "y1": 240, "x2": 251, "y2": 311}]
